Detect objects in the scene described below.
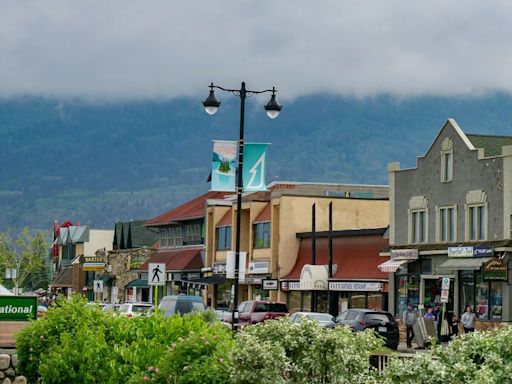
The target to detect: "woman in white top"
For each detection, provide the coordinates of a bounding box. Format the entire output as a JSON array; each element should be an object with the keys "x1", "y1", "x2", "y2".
[{"x1": 461, "y1": 305, "x2": 476, "y2": 333}]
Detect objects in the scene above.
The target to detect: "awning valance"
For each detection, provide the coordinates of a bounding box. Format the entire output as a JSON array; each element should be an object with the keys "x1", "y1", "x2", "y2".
[
  {"x1": 438, "y1": 257, "x2": 494, "y2": 271},
  {"x1": 377, "y1": 259, "x2": 410, "y2": 273}
]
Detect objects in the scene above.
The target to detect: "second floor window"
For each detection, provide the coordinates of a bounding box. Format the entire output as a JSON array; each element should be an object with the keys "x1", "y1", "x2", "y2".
[
  {"x1": 253, "y1": 222, "x2": 271, "y2": 249},
  {"x1": 411, "y1": 210, "x2": 427, "y2": 243},
  {"x1": 216, "y1": 226, "x2": 232, "y2": 251},
  {"x1": 160, "y1": 227, "x2": 182, "y2": 248},
  {"x1": 439, "y1": 206, "x2": 455, "y2": 242},
  {"x1": 183, "y1": 223, "x2": 202, "y2": 246},
  {"x1": 469, "y1": 205, "x2": 486, "y2": 241}
]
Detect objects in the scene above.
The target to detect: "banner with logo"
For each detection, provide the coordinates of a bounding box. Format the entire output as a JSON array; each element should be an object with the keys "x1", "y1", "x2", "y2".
[
  {"x1": 211, "y1": 140, "x2": 237, "y2": 192},
  {"x1": 243, "y1": 143, "x2": 269, "y2": 192}
]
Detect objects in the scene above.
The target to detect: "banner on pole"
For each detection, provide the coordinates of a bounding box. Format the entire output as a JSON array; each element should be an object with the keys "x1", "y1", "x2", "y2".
[
  {"x1": 243, "y1": 143, "x2": 269, "y2": 192},
  {"x1": 211, "y1": 140, "x2": 237, "y2": 192}
]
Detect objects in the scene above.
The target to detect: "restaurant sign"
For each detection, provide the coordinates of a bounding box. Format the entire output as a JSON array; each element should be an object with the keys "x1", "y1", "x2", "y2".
[
  {"x1": 0, "y1": 296, "x2": 37, "y2": 321},
  {"x1": 483, "y1": 259, "x2": 508, "y2": 281},
  {"x1": 448, "y1": 246, "x2": 493, "y2": 258},
  {"x1": 83, "y1": 256, "x2": 106, "y2": 271},
  {"x1": 328, "y1": 282, "x2": 383, "y2": 292},
  {"x1": 390, "y1": 249, "x2": 418, "y2": 260}
]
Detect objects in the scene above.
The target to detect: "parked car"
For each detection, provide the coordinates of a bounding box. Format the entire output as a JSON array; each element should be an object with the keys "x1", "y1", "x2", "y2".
[
  {"x1": 158, "y1": 295, "x2": 206, "y2": 317},
  {"x1": 85, "y1": 302, "x2": 106, "y2": 310},
  {"x1": 289, "y1": 312, "x2": 336, "y2": 328},
  {"x1": 118, "y1": 303, "x2": 153, "y2": 317},
  {"x1": 103, "y1": 303, "x2": 120, "y2": 314},
  {"x1": 224, "y1": 300, "x2": 289, "y2": 326},
  {"x1": 335, "y1": 309, "x2": 399, "y2": 350}
]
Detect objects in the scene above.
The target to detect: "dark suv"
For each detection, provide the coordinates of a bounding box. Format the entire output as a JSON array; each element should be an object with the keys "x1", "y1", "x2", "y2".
[
  {"x1": 224, "y1": 300, "x2": 289, "y2": 326},
  {"x1": 335, "y1": 309, "x2": 399, "y2": 350}
]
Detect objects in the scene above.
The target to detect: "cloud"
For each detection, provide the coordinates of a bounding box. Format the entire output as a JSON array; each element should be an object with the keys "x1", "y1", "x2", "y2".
[{"x1": 1, "y1": 0, "x2": 512, "y2": 100}]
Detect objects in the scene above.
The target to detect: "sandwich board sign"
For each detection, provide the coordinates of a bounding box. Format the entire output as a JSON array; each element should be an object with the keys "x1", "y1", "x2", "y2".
[
  {"x1": 93, "y1": 280, "x2": 104, "y2": 293},
  {"x1": 148, "y1": 263, "x2": 165, "y2": 286}
]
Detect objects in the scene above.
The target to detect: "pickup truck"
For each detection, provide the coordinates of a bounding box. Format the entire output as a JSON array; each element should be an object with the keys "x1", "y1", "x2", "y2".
[{"x1": 223, "y1": 300, "x2": 289, "y2": 326}]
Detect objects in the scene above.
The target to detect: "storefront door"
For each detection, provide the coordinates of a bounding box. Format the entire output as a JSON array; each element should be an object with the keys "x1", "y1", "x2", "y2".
[{"x1": 420, "y1": 276, "x2": 454, "y2": 314}]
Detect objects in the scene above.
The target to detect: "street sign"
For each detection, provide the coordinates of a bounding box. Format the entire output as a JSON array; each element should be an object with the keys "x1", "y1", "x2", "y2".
[
  {"x1": 440, "y1": 289, "x2": 449, "y2": 303},
  {"x1": 0, "y1": 296, "x2": 37, "y2": 321},
  {"x1": 441, "y1": 277, "x2": 450, "y2": 290},
  {"x1": 148, "y1": 263, "x2": 166, "y2": 286},
  {"x1": 93, "y1": 280, "x2": 104, "y2": 293}
]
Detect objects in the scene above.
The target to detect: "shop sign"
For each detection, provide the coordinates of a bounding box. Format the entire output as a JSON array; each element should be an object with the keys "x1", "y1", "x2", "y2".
[
  {"x1": 483, "y1": 259, "x2": 508, "y2": 281},
  {"x1": 262, "y1": 279, "x2": 278, "y2": 290},
  {"x1": 390, "y1": 249, "x2": 418, "y2": 260},
  {"x1": 328, "y1": 282, "x2": 383, "y2": 292},
  {"x1": 0, "y1": 296, "x2": 37, "y2": 321},
  {"x1": 213, "y1": 262, "x2": 226, "y2": 274},
  {"x1": 83, "y1": 256, "x2": 106, "y2": 271},
  {"x1": 248, "y1": 261, "x2": 269, "y2": 274},
  {"x1": 448, "y1": 246, "x2": 474, "y2": 258},
  {"x1": 473, "y1": 246, "x2": 493, "y2": 258},
  {"x1": 281, "y1": 281, "x2": 300, "y2": 291}
]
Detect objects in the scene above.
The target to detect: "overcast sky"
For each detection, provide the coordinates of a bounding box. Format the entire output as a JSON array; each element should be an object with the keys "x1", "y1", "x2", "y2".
[{"x1": 1, "y1": 1, "x2": 512, "y2": 101}]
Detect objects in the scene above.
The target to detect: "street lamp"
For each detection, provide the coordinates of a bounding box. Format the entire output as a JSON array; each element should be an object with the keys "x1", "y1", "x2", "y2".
[{"x1": 203, "y1": 81, "x2": 282, "y2": 331}]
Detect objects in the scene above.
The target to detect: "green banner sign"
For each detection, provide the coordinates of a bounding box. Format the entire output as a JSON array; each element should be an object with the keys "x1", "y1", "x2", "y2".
[{"x1": 0, "y1": 296, "x2": 37, "y2": 321}]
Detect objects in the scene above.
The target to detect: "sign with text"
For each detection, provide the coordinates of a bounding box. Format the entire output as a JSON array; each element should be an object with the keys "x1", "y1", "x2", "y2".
[
  {"x1": 390, "y1": 249, "x2": 418, "y2": 260},
  {"x1": 0, "y1": 296, "x2": 37, "y2": 321},
  {"x1": 281, "y1": 281, "x2": 300, "y2": 291},
  {"x1": 148, "y1": 263, "x2": 166, "y2": 286},
  {"x1": 248, "y1": 261, "x2": 270, "y2": 274},
  {"x1": 83, "y1": 256, "x2": 106, "y2": 271},
  {"x1": 483, "y1": 259, "x2": 508, "y2": 281},
  {"x1": 262, "y1": 279, "x2": 278, "y2": 290},
  {"x1": 448, "y1": 246, "x2": 493, "y2": 258},
  {"x1": 328, "y1": 282, "x2": 383, "y2": 292}
]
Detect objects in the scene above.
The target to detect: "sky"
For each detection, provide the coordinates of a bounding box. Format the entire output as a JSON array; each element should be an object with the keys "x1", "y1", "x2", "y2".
[{"x1": 1, "y1": 1, "x2": 512, "y2": 101}]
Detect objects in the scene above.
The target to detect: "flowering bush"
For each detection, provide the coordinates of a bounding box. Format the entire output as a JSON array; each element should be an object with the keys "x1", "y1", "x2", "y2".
[{"x1": 229, "y1": 317, "x2": 384, "y2": 384}]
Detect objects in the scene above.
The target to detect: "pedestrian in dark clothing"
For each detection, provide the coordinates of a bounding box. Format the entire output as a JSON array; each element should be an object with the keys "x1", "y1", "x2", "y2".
[
  {"x1": 432, "y1": 303, "x2": 442, "y2": 340},
  {"x1": 402, "y1": 303, "x2": 418, "y2": 348},
  {"x1": 450, "y1": 313, "x2": 460, "y2": 339}
]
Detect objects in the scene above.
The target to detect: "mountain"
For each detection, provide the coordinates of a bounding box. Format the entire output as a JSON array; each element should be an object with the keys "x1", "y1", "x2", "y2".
[{"x1": 2, "y1": 94, "x2": 512, "y2": 231}]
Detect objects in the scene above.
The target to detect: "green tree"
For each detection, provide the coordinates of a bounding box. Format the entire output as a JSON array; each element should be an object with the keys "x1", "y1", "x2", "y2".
[{"x1": 0, "y1": 228, "x2": 50, "y2": 292}]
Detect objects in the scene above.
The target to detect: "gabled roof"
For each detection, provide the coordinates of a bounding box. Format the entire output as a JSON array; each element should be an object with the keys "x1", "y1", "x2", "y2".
[
  {"x1": 57, "y1": 226, "x2": 89, "y2": 245},
  {"x1": 466, "y1": 134, "x2": 512, "y2": 157},
  {"x1": 52, "y1": 267, "x2": 73, "y2": 287},
  {"x1": 145, "y1": 191, "x2": 233, "y2": 227}
]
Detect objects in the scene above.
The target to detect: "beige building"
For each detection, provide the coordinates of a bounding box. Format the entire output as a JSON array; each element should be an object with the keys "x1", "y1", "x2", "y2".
[{"x1": 203, "y1": 182, "x2": 389, "y2": 309}]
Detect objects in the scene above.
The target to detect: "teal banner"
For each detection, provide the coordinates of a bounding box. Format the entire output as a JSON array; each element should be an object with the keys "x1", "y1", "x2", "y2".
[
  {"x1": 243, "y1": 143, "x2": 269, "y2": 192},
  {"x1": 0, "y1": 296, "x2": 37, "y2": 321},
  {"x1": 211, "y1": 140, "x2": 237, "y2": 192}
]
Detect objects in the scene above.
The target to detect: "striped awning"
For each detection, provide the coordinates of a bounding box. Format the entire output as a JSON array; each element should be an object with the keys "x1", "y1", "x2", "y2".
[
  {"x1": 438, "y1": 257, "x2": 493, "y2": 270},
  {"x1": 377, "y1": 259, "x2": 410, "y2": 273}
]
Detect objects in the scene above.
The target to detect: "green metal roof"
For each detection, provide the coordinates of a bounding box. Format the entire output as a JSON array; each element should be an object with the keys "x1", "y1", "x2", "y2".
[
  {"x1": 466, "y1": 134, "x2": 512, "y2": 157},
  {"x1": 125, "y1": 279, "x2": 149, "y2": 288}
]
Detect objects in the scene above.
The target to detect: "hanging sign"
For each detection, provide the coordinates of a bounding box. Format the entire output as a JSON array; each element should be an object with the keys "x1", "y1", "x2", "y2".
[
  {"x1": 211, "y1": 140, "x2": 237, "y2": 192},
  {"x1": 243, "y1": 143, "x2": 269, "y2": 192},
  {"x1": 483, "y1": 259, "x2": 508, "y2": 281},
  {"x1": 262, "y1": 279, "x2": 278, "y2": 290}
]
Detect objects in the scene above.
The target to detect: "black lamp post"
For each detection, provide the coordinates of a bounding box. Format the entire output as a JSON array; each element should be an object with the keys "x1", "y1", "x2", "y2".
[{"x1": 203, "y1": 82, "x2": 282, "y2": 331}]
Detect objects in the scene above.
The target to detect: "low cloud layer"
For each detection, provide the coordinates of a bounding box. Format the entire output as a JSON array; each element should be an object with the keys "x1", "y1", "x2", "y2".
[{"x1": 1, "y1": 1, "x2": 512, "y2": 100}]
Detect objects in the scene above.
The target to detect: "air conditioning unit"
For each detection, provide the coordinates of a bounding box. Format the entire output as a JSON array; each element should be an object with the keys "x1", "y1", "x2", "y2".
[{"x1": 106, "y1": 265, "x2": 113, "y2": 273}]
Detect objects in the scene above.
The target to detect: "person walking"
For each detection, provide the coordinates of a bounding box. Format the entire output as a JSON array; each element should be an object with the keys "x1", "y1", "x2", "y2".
[
  {"x1": 461, "y1": 305, "x2": 476, "y2": 333},
  {"x1": 423, "y1": 306, "x2": 434, "y2": 319},
  {"x1": 403, "y1": 303, "x2": 418, "y2": 349},
  {"x1": 432, "y1": 302, "x2": 442, "y2": 340}
]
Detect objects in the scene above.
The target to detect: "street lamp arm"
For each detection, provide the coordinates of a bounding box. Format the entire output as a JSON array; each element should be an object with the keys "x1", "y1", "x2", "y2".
[{"x1": 210, "y1": 84, "x2": 277, "y2": 96}]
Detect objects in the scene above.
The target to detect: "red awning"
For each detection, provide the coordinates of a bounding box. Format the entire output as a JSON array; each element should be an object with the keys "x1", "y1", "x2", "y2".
[
  {"x1": 216, "y1": 209, "x2": 232, "y2": 227},
  {"x1": 282, "y1": 234, "x2": 389, "y2": 281},
  {"x1": 139, "y1": 248, "x2": 203, "y2": 271},
  {"x1": 254, "y1": 203, "x2": 271, "y2": 223}
]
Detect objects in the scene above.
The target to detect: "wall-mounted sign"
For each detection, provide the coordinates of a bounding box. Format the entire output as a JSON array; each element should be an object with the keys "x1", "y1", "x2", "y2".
[
  {"x1": 473, "y1": 246, "x2": 493, "y2": 258},
  {"x1": 483, "y1": 259, "x2": 508, "y2": 281},
  {"x1": 248, "y1": 261, "x2": 270, "y2": 274},
  {"x1": 213, "y1": 262, "x2": 226, "y2": 274},
  {"x1": 0, "y1": 296, "x2": 37, "y2": 321},
  {"x1": 448, "y1": 247, "x2": 474, "y2": 258},
  {"x1": 83, "y1": 256, "x2": 106, "y2": 271},
  {"x1": 281, "y1": 281, "x2": 300, "y2": 291},
  {"x1": 390, "y1": 249, "x2": 418, "y2": 260},
  {"x1": 262, "y1": 279, "x2": 278, "y2": 290},
  {"x1": 328, "y1": 282, "x2": 383, "y2": 292}
]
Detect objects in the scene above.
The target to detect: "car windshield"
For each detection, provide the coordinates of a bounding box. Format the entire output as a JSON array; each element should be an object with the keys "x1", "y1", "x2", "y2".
[
  {"x1": 306, "y1": 314, "x2": 333, "y2": 322},
  {"x1": 133, "y1": 305, "x2": 152, "y2": 313},
  {"x1": 364, "y1": 313, "x2": 393, "y2": 323},
  {"x1": 254, "y1": 303, "x2": 288, "y2": 313}
]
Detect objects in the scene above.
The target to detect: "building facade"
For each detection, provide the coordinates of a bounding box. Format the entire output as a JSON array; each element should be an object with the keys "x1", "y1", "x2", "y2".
[{"x1": 385, "y1": 119, "x2": 512, "y2": 324}]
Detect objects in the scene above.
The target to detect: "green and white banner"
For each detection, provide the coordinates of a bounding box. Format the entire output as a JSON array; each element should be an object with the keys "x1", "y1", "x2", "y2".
[
  {"x1": 243, "y1": 143, "x2": 269, "y2": 192},
  {"x1": 211, "y1": 140, "x2": 237, "y2": 192},
  {"x1": 0, "y1": 296, "x2": 37, "y2": 321}
]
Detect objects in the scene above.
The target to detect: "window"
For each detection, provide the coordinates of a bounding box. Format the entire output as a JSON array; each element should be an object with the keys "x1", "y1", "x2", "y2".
[
  {"x1": 440, "y1": 137, "x2": 453, "y2": 182},
  {"x1": 411, "y1": 210, "x2": 427, "y2": 243},
  {"x1": 216, "y1": 226, "x2": 232, "y2": 251},
  {"x1": 253, "y1": 222, "x2": 271, "y2": 248},
  {"x1": 183, "y1": 223, "x2": 202, "y2": 246},
  {"x1": 459, "y1": 270, "x2": 503, "y2": 321},
  {"x1": 469, "y1": 205, "x2": 486, "y2": 241},
  {"x1": 160, "y1": 227, "x2": 183, "y2": 248},
  {"x1": 438, "y1": 206, "x2": 456, "y2": 242}
]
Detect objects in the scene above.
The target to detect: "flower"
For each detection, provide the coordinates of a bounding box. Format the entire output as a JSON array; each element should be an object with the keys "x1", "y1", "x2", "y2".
[
  {"x1": 142, "y1": 376, "x2": 148, "y2": 381},
  {"x1": 148, "y1": 366, "x2": 154, "y2": 372},
  {"x1": 183, "y1": 366, "x2": 189, "y2": 372}
]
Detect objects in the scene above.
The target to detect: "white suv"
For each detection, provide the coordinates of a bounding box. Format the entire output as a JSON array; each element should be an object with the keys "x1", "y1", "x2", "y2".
[{"x1": 117, "y1": 303, "x2": 153, "y2": 317}]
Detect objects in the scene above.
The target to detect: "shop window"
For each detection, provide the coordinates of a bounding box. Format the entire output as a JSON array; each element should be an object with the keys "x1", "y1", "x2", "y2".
[
  {"x1": 440, "y1": 138, "x2": 454, "y2": 183},
  {"x1": 216, "y1": 226, "x2": 232, "y2": 251},
  {"x1": 437, "y1": 206, "x2": 456, "y2": 242},
  {"x1": 490, "y1": 282, "x2": 503, "y2": 320},
  {"x1": 475, "y1": 274, "x2": 489, "y2": 320},
  {"x1": 253, "y1": 222, "x2": 271, "y2": 248},
  {"x1": 459, "y1": 270, "x2": 503, "y2": 321},
  {"x1": 368, "y1": 293, "x2": 383, "y2": 311}
]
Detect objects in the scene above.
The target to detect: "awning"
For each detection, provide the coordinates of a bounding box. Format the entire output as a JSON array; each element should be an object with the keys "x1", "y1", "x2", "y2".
[
  {"x1": 51, "y1": 267, "x2": 73, "y2": 288},
  {"x1": 377, "y1": 259, "x2": 410, "y2": 273},
  {"x1": 299, "y1": 264, "x2": 328, "y2": 291},
  {"x1": 438, "y1": 257, "x2": 494, "y2": 270},
  {"x1": 125, "y1": 279, "x2": 149, "y2": 288},
  {"x1": 139, "y1": 247, "x2": 203, "y2": 272},
  {"x1": 185, "y1": 275, "x2": 227, "y2": 290},
  {"x1": 99, "y1": 275, "x2": 115, "y2": 284}
]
